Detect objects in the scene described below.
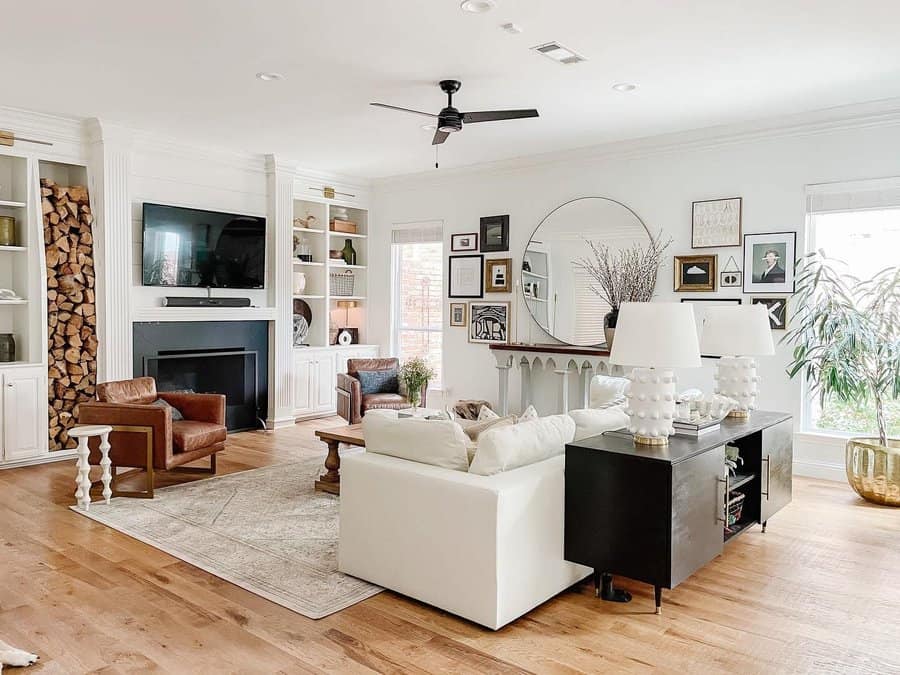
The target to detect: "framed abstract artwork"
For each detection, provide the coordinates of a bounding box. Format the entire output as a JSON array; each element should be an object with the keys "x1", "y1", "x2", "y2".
[
  {"x1": 449, "y1": 302, "x2": 466, "y2": 326},
  {"x1": 692, "y1": 197, "x2": 742, "y2": 248},
  {"x1": 674, "y1": 254, "x2": 717, "y2": 292},
  {"x1": 451, "y1": 232, "x2": 478, "y2": 252},
  {"x1": 485, "y1": 257, "x2": 512, "y2": 293},
  {"x1": 448, "y1": 255, "x2": 484, "y2": 298},
  {"x1": 751, "y1": 297, "x2": 788, "y2": 330},
  {"x1": 480, "y1": 215, "x2": 510, "y2": 253},
  {"x1": 469, "y1": 301, "x2": 510, "y2": 344}
]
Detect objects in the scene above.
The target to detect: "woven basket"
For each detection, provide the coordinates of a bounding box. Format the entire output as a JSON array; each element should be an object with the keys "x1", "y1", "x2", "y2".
[{"x1": 330, "y1": 269, "x2": 355, "y2": 296}]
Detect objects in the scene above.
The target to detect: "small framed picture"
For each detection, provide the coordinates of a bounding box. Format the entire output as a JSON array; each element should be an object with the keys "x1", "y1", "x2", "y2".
[
  {"x1": 743, "y1": 231, "x2": 796, "y2": 294},
  {"x1": 451, "y1": 232, "x2": 478, "y2": 252},
  {"x1": 674, "y1": 254, "x2": 717, "y2": 292},
  {"x1": 449, "y1": 302, "x2": 466, "y2": 327},
  {"x1": 751, "y1": 297, "x2": 788, "y2": 330},
  {"x1": 523, "y1": 280, "x2": 540, "y2": 298},
  {"x1": 469, "y1": 301, "x2": 510, "y2": 344},
  {"x1": 480, "y1": 215, "x2": 510, "y2": 253},
  {"x1": 448, "y1": 255, "x2": 484, "y2": 298},
  {"x1": 720, "y1": 270, "x2": 743, "y2": 287},
  {"x1": 692, "y1": 197, "x2": 742, "y2": 248},
  {"x1": 485, "y1": 257, "x2": 512, "y2": 293}
]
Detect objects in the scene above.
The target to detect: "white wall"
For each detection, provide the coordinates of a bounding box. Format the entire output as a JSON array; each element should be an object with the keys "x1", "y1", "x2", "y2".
[{"x1": 370, "y1": 111, "x2": 900, "y2": 479}]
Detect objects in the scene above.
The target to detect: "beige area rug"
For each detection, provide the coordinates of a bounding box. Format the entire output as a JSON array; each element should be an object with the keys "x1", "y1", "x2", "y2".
[{"x1": 71, "y1": 455, "x2": 381, "y2": 619}]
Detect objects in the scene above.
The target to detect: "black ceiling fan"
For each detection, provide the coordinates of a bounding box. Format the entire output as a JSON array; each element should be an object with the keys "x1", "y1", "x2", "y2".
[{"x1": 370, "y1": 80, "x2": 539, "y2": 146}]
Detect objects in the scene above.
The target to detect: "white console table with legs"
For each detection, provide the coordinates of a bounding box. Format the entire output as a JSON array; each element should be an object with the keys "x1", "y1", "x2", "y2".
[{"x1": 489, "y1": 344, "x2": 624, "y2": 415}]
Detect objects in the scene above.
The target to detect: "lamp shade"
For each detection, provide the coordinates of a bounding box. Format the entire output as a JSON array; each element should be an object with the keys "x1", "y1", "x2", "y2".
[
  {"x1": 700, "y1": 304, "x2": 774, "y2": 357},
  {"x1": 609, "y1": 302, "x2": 701, "y2": 368}
]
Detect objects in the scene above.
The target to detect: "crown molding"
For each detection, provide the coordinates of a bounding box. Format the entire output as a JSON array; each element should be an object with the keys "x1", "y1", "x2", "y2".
[{"x1": 373, "y1": 97, "x2": 900, "y2": 194}]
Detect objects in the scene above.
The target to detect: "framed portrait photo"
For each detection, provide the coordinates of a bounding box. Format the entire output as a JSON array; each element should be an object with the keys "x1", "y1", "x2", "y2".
[
  {"x1": 485, "y1": 257, "x2": 512, "y2": 293},
  {"x1": 449, "y1": 302, "x2": 466, "y2": 327},
  {"x1": 692, "y1": 197, "x2": 742, "y2": 248},
  {"x1": 743, "y1": 232, "x2": 796, "y2": 294},
  {"x1": 451, "y1": 232, "x2": 478, "y2": 252},
  {"x1": 674, "y1": 254, "x2": 717, "y2": 292},
  {"x1": 751, "y1": 297, "x2": 788, "y2": 330},
  {"x1": 448, "y1": 255, "x2": 484, "y2": 298},
  {"x1": 469, "y1": 301, "x2": 510, "y2": 344},
  {"x1": 480, "y1": 215, "x2": 510, "y2": 253}
]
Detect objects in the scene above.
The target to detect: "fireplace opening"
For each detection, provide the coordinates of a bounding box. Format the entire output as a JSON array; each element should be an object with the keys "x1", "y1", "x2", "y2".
[{"x1": 143, "y1": 347, "x2": 263, "y2": 431}]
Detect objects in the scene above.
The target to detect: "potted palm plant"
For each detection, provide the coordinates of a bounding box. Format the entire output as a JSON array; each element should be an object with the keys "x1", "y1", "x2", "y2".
[
  {"x1": 573, "y1": 232, "x2": 670, "y2": 348},
  {"x1": 783, "y1": 252, "x2": 900, "y2": 506}
]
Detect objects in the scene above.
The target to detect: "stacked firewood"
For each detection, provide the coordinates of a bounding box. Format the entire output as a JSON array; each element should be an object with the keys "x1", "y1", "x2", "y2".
[{"x1": 42, "y1": 179, "x2": 98, "y2": 450}]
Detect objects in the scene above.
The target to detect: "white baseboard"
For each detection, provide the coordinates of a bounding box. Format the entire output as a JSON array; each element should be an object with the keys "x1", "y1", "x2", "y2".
[
  {"x1": 0, "y1": 449, "x2": 78, "y2": 470},
  {"x1": 267, "y1": 414, "x2": 300, "y2": 430},
  {"x1": 793, "y1": 458, "x2": 845, "y2": 482}
]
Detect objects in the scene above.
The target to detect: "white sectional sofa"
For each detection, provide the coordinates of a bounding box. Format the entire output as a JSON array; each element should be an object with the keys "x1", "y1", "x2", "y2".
[{"x1": 337, "y1": 406, "x2": 634, "y2": 630}]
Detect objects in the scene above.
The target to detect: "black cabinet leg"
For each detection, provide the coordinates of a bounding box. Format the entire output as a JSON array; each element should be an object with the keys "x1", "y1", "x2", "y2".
[
  {"x1": 654, "y1": 586, "x2": 662, "y2": 615},
  {"x1": 598, "y1": 573, "x2": 632, "y2": 603},
  {"x1": 762, "y1": 521, "x2": 767, "y2": 533}
]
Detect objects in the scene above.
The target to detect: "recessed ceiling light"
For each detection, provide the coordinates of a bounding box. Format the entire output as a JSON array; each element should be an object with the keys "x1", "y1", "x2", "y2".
[
  {"x1": 612, "y1": 82, "x2": 637, "y2": 92},
  {"x1": 460, "y1": 0, "x2": 496, "y2": 14},
  {"x1": 531, "y1": 42, "x2": 587, "y2": 65},
  {"x1": 256, "y1": 72, "x2": 284, "y2": 82}
]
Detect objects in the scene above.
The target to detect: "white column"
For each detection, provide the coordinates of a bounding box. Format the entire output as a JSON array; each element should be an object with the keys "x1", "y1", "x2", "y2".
[
  {"x1": 496, "y1": 359, "x2": 512, "y2": 416},
  {"x1": 555, "y1": 367, "x2": 571, "y2": 415},
  {"x1": 265, "y1": 156, "x2": 299, "y2": 428},
  {"x1": 86, "y1": 119, "x2": 133, "y2": 383},
  {"x1": 519, "y1": 358, "x2": 532, "y2": 412},
  {"x1": 581, "y1": 365, "x2": 593, "y2": 409}
]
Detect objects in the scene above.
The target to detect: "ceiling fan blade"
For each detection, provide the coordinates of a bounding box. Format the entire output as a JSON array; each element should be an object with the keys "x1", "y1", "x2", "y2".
[
  {"x1": 370, "y1": 102, "x2": 438, "y2": 119},
  {"x1": 432, "y1": 129, "x2": 450, "y2": 145},
  {"x1": 461, "y1": 109, "x2": 539, "y2": 124}
]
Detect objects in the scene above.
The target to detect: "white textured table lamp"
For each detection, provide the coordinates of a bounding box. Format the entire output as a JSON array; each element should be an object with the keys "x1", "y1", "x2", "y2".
[
  {"x1": 610, "y1": 302, "x2": 702, "y2": 445},
  {"x1": 700, "y1": 304, "x2": 775, "y2": 418}
]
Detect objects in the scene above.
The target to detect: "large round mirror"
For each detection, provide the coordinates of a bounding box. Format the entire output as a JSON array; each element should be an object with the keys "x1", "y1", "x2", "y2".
[{"x1": 522, "y1": 197, "x2": 651, "y2": 346}]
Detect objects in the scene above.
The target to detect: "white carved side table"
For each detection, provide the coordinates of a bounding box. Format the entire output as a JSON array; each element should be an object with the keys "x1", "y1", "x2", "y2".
[{"x1": 69, "y1": 424, "x2": 113, "y2": 511}]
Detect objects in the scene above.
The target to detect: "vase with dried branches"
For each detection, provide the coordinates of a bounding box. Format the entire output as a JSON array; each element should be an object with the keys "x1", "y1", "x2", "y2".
[{"x1": 573, "y1": 232, "x2": 671, "y2": 348}]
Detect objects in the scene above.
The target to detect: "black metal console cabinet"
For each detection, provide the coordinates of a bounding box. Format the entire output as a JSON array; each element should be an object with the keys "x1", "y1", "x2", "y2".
[{"x1": 564, "y1": 411, "x2": 792, "y2": 613}]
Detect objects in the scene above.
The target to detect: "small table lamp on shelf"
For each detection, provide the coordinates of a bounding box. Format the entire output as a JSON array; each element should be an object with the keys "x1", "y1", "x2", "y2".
[
  {"x1": 335, "y1": 300, "x2": 358, "y2": 346},
  {"x1": 699, "y1": 304, "x2": 774, "y2": 418},
  {"x1": 610, "y1": 302, "x2": 702, "y2": 446}
]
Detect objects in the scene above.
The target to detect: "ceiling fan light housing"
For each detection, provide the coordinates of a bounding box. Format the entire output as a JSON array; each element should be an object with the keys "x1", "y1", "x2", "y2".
[{"x1": 460, "y1": 0, "x2": 496, "y2": 13}]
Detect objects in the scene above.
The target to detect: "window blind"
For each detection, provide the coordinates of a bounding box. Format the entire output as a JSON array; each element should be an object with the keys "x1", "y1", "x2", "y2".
[
  {"x1": 807, "y1": 177, "x2": 900, "y2": 214},
  {"x1": 391, "y1": 220, "x2": 443, "y2": 245},
  {"x1": 573, "y1": 268, "x2": 609, "y2": 345}
]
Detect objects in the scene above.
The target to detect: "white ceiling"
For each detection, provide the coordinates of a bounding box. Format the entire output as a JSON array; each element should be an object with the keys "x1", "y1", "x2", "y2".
[{"x1": 5, "y1": 1, "x2": 900, "y2": 178}]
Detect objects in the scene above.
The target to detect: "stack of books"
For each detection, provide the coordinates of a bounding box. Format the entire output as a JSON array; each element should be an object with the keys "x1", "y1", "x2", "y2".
[{"x1": 673, "y1": 418, "x2": 721, "y2": 437}]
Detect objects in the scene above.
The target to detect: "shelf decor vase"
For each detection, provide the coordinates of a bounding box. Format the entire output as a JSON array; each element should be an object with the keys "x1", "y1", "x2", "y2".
[
  {"x1": 0, "y1": 333, "x2": 15, "y2": 363},
  {"x1": 0, "y1": 216, "x2": 15, "y2": 247},
  {"x1": 846, "y1": 437, "x2": 900, "y2": 506},
  {"x1": 292, "y1": 271, "x2": 307, "y2": 295},
  {"x1": 342, "y1": 239, "x2": 357, "y2": 266}
]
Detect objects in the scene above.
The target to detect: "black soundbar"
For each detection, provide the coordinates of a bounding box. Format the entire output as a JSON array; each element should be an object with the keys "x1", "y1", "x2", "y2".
[{"x1": 163, "y1": 297, "x2": 252, "y2": 308}]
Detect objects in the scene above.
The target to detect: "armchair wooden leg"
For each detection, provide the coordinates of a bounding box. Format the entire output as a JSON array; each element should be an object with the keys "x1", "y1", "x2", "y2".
[{"x1": 171, "y1": 452, "x2": 218, "y2": 475}]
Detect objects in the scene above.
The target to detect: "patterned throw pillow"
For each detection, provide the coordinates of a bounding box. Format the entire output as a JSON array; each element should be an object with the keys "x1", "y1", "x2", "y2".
[
  {"x1": 150, "y1": 398, "x2": 184, "y2": 421},
  {"x1": 477, "y1": 405, "x2": 500, "y2": 421},
  {"x1": 357, "y1": 369, "x2": 400, "y2": 395},
  {"x1": 518, "y1": 404, "x2": 539, "y2": 422}
]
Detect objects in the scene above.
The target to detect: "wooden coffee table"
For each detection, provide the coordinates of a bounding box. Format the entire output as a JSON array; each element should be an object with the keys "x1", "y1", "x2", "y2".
[{"x1": 314, "y1": 423, "x2": 364, "y2": 495}]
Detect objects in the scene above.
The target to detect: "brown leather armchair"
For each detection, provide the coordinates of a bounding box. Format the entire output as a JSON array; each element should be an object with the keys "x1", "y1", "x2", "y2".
[
  {"x1": 77, "y1": 376, "x2": 226, "y2": 498},
  {"x1": 336, "y1": 358, "x2": 426, "y2": 424}
]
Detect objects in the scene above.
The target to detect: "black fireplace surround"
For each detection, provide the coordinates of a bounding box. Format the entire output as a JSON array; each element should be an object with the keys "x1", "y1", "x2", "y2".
[{"x1": 133, "y1": 321, "x2": 269, "y2": 431}]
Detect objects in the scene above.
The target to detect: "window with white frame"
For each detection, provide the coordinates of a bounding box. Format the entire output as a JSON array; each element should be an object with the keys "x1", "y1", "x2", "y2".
[
  {"x1": 391, "y1": 222, "x2": 443, "y2": 388},
  {"x1": 805, "y1": 179, "x2": 900, "y2": 436}
]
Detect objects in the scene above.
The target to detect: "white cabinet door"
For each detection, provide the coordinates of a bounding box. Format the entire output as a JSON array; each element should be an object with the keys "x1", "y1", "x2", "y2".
[
  {"x1": 2, "y1": 367, "x2": 44, "y2": 461},
  {"x1": 315, "y1": 353, "x2": 336, "y2": 412},
  {"x1": 293, "y1": 353, "x2": 314, "y2": 416}
]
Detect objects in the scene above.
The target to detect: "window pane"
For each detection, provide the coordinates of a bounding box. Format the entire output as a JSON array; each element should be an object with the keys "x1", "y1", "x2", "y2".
[
  {"x1": 808, "y1": 208, "x2": 900, "y2": 434},
  {"x1": 393, "y1": 241, "x2": 443, "y2": 387}
]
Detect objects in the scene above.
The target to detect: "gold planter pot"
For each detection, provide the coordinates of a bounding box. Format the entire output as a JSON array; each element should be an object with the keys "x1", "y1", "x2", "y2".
[{"x1": 846, "y1": 437, "x2": 900, "y2": 506}]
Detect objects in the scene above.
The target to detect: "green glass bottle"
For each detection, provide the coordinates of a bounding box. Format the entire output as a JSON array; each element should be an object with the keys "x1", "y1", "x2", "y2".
[{"x1": 341, "y1": 238, "x2": 357, "y2": 266}]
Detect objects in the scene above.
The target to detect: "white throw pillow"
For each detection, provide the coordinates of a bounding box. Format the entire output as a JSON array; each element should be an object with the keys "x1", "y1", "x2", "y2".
[
  {"x1": 590, "y1": 375, "x2": 629, "y2": 409},
  {"x1": 569, "y1": 406, "x2": 630, "y2": 441},
  {"x1": 477, "y1": 405, "x2": 499, "y2": 421},
  {"x1": 362, "y1": 410, "x2": 470, "y2": 471},
  {"x1": 518, "y1": 404, "x2": 539, "y2": 422},
  {"x1": 469, "y1": 414, "x2": 576, "y2": 476}
]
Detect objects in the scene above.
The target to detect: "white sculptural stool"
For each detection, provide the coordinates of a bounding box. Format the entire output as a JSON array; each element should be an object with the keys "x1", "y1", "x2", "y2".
[{"x1": 69, "y1": 424, "x2": 113, "y2": 511}]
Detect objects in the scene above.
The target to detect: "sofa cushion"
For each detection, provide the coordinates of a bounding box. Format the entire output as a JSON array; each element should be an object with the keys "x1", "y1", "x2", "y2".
[
  {"x1": 518, "y1": 404, "x2": 539, "y2": 422},
  {"x1": 569, "y1": 406, "x2": 629, "y2": 441},
  {"x1": 357, "y1": 368, "x2": 399, "y2": 395},
  {"x1": 590, "y1": 375, "x2": 629, "y2": 409},
  {"x1": 469, "y1": 414, "x2": 576, "y2": 476},
  {"x1": 149, "y1": 398, "x2": 184, "y2": 421},
  {"x1": 477, "y1": 405, "x2": 499, "y2": 421},
  {"x1": 362, "y1": 410, "x2": 470, "y2": 471},
  {"x1": 461, "y1": 414, "x2": 516, "y2": 441},
  {"x1": 172, "y1": 420, "x2": 226, "y2": 453}
]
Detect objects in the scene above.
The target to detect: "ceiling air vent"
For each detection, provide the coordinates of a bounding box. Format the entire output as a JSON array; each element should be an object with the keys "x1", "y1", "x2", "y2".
[{"x1": 531, "y1": 42, "x2": 587, "y2": 65}]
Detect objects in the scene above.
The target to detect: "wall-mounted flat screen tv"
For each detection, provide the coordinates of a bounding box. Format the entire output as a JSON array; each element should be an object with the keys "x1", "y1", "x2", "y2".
[{"x1": 142, "y1": 203, "x2": 266, "y2": 288}]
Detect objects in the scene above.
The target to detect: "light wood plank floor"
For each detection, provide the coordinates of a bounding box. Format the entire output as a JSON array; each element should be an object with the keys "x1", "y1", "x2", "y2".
[{"x1": 1, "y1": 418, "x2": 898, "y2": 674}]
